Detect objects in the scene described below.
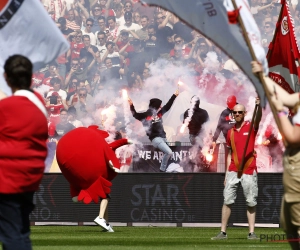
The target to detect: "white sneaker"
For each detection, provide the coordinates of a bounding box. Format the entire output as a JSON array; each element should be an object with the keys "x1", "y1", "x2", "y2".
[
  {"x1": 94, "y1": 217, "x2": 109, "y2": 231},
  {"x1": 107, "y1": 224, "x2": 114, "y2": 232}
]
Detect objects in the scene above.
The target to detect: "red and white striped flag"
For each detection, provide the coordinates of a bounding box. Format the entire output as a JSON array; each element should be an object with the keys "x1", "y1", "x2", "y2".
[
  {"x1": 0, "y1": 0, "x2": 69, "y2": 94},
  {"x1": 267, "y1": 0, "x2": 300, "y2": 94}
]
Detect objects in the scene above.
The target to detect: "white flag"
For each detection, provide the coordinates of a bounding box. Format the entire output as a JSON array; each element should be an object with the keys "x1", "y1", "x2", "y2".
[
  {"x1": 0, "y1": 0, "x2": 69, "y2": 94},
  {"x1": 223, "y1": 0, "x2": 268, "y2": 75}
]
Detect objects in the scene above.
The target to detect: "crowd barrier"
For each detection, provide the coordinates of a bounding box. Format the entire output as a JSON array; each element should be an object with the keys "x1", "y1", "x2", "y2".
[{"x1": 30, "y1": 173, "x2": 283, "y2": 225}]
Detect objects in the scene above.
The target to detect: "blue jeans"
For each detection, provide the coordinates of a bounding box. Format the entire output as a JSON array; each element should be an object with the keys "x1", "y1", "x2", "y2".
[
  {"x1": 0, "y1": 192, "x2": 35, "y2": 250},
  {"x1": 152, "y1": 137, "x2": 173, "y2": 171}
]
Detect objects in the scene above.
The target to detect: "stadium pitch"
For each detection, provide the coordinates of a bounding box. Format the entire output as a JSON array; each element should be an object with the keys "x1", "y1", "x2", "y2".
[{"x1": 31, "y1": 226, "x2": 291, "y2": 249}]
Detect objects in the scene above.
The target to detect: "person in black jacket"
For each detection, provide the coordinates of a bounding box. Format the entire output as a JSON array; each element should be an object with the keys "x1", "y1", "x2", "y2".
[
  {"x1": 211, "y1": 95, "x2": 237, "y2": 171},
  {"x1": 128, "y1": 90, "x2": 179, "y2": 172},
  {"x1": 212, "y1": 95, "x2": 237, "y2": 144},
  {"x1": 183, "y1": 96, "x2": 209, "y2": 145}
]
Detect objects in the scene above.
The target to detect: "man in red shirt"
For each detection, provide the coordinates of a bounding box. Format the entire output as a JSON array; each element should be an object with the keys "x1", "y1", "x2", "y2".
[
  {"x1": 212, "y1": 98, "x2": 262, "y2": 240},
  {"x1": 0, "y1": 55, "x2": 48, "y2": 249}
]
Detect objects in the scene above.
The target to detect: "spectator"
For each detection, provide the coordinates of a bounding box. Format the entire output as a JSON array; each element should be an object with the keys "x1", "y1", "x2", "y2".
[
  {"x1": 261, "y1": 21, "x2": 274, "y2": 51},
  {"x1": 119, "y1": 12, "x2": 141, "y2": 36},
  {"x1": 116, "y1": 30, "x2": 134, "y2": 52},
  {"x1": 114, "y1": 3, "x2": 125, "y2": 27},
  {"x1": 133, "y1": 11, "x2": 141, "y2": 25},
  {"x1": 171, "y1": 15, "x2": 193, "y2": 43},
  {"x1": 67, "y1": 106, "x2": 84, "y2": 128},
  {"x1": 96, "y1": 16, "x2": 108, "y2": 36},
  {"x1": 136, "y1": 15, "x2": 150, "y2": 41},
  {"x1": 46, "y1": 92, "x2": 65, "y2": 126},
  {"x1": 155, "y1": 12, "x2": 173, "y2": 54},
  {"x1": 107, "y1": 16, "x2": 120, "y2": 41},
  {"x1": 46, "y1": 77, "x2": 68, "y2": 110},
  {"x1": 99, "y1": 0, "x2": 116, "y2": 17},
  {"x1": 91, "y1": 4, "x2": 103, "y2": 33},
  {"x1": 66, "y1": 9, "x2": 81, "y2": 30},
  {"x1": 169, "y1": 34, "x2": 191, "y2": 59},
  {"x1": 143, "y1": 24, "x2": 160, "y2": 61},
  {"x1": 142, "y1": 67, "x2": 151, "y2": 81},
  {"x1": 74, "y1": 87, "x2": 94, "y2": 120},
  {"x1": 102, "y1": 41, "x2": 122, "y2": 67},
  {"x1": 68, "y1": 30, "x2": 84, "y2": 59},
  {"x1": 82, "y1": 18, "x2": 97, "y2": 45},
  {"x1": 55, "y1": 109, "x2": 76, "y2": 139},
  {"x1": 102, "y1": 57, "x2": 126, "y2": 81},
  {"x1": 120, "y1": 39, "x2": 150, "y2": 84},
  {"x1": 42, "y1": 62, "x2": 62, "y2": 86},
  {"x1": 124, "y1": 1, "x2": 133, "y2": 13},
  {"x1": 57, "y1": 17, "x2": 75, "y2": 35},
  {"x1": 66, "y1": 77, "x2": 79, "y2": 106},
  {"x1": 96, "y1": 31, "x2": 108, "y2": 58},
  {"x1": 80, "y1": 35, "x2": 99, "y2": 66}
]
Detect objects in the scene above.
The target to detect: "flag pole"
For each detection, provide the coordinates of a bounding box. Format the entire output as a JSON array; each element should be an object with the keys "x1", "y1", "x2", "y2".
[{"x1": 231, "y1": 0, "x2": 287, "y2": 154}]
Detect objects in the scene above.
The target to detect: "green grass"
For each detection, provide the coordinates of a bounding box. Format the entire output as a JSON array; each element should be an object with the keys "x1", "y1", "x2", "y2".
[{"x1": 31, "y1": 226, "x2": 291, "y2": 250}]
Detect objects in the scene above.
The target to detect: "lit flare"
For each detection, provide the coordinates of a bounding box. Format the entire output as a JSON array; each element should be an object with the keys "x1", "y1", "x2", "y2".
[
  {"x1": 122, "y1": 89, "x2": 128, "y2": 100},
  {"x1": 180, "y1": 124, "x2": 186, "y2": 133},
  {"x1": 257, "y1": 136, "x2": 262, "y2": 145}
]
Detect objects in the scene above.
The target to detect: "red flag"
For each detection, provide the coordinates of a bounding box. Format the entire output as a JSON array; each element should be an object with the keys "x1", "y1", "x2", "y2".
[{"x1": 267, "y1": 0, "x2": 300, "y2": 94}]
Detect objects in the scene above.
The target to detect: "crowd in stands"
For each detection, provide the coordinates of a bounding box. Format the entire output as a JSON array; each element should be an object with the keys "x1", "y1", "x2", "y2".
[{"x1": 37, "y1": 0, "x2": 296, "y2": 141}]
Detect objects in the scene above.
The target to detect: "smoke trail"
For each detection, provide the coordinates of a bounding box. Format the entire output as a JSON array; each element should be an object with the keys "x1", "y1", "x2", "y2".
[{"x1": 180, "y1": 96, "x2": 199, "y2": 133}]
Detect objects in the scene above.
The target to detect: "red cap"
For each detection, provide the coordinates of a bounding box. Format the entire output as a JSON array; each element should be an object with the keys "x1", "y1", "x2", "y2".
[{"x1": 226, "y1": 95, "x2": 237, "y2": 110}]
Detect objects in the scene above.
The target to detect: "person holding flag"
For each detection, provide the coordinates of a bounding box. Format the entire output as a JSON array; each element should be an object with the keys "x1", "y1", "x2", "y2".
[
  {"x1": 252, "y1": 60, "x2": 300, "y2": 250},
  {"x1": 211, "y1": 98, "x2": 262, "y2": 240}
]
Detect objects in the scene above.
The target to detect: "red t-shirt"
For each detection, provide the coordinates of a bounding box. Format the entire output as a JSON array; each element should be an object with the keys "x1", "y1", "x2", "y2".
[
  {"x1": 32, "y1": 72, "x2": 45, "y2": 88},
  {"x1": 226, "y1": 121, "x2": 257, "y2": 174},
  {"x1": 0, "y1": 94, "x2": 48, "y2": 193},
  {"x1": 71, "y1": 42, "x2": 85, "y2": 59},
  {"x1": 170, "y1": 46, "x2": 191, "y2": 57}
]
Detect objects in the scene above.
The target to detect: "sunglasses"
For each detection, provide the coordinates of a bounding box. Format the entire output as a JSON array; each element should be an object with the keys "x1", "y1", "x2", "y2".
[
  {"x1": 71, "y1": 63, "x2": 79, "y2": 67},
  {"x1": 79, "y1": 94, "x2": 87, "y2": 97},
  {"x1": 233, "y1": 111, "x2": 244, "y2": 115}
]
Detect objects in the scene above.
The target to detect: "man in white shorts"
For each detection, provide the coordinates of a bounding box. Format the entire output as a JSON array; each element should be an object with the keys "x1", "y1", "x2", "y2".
[{"x1": 211, "y1": 98, "x2": 262, "y2": 240}]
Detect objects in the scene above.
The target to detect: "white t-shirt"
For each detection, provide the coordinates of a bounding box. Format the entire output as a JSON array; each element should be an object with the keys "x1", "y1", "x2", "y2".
[
  {"x1": 116, "y1": 16, "x2": 126, "y2": 27},
  {"x1": 97, "y1": 44, "x2": 107, "y2": 59},
  {"x1": 82, "y1": 30, "x2": 97, "y2": 46},
  {"x1": 119, "y1": 23, "x2": 142, "y2": 37}
]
